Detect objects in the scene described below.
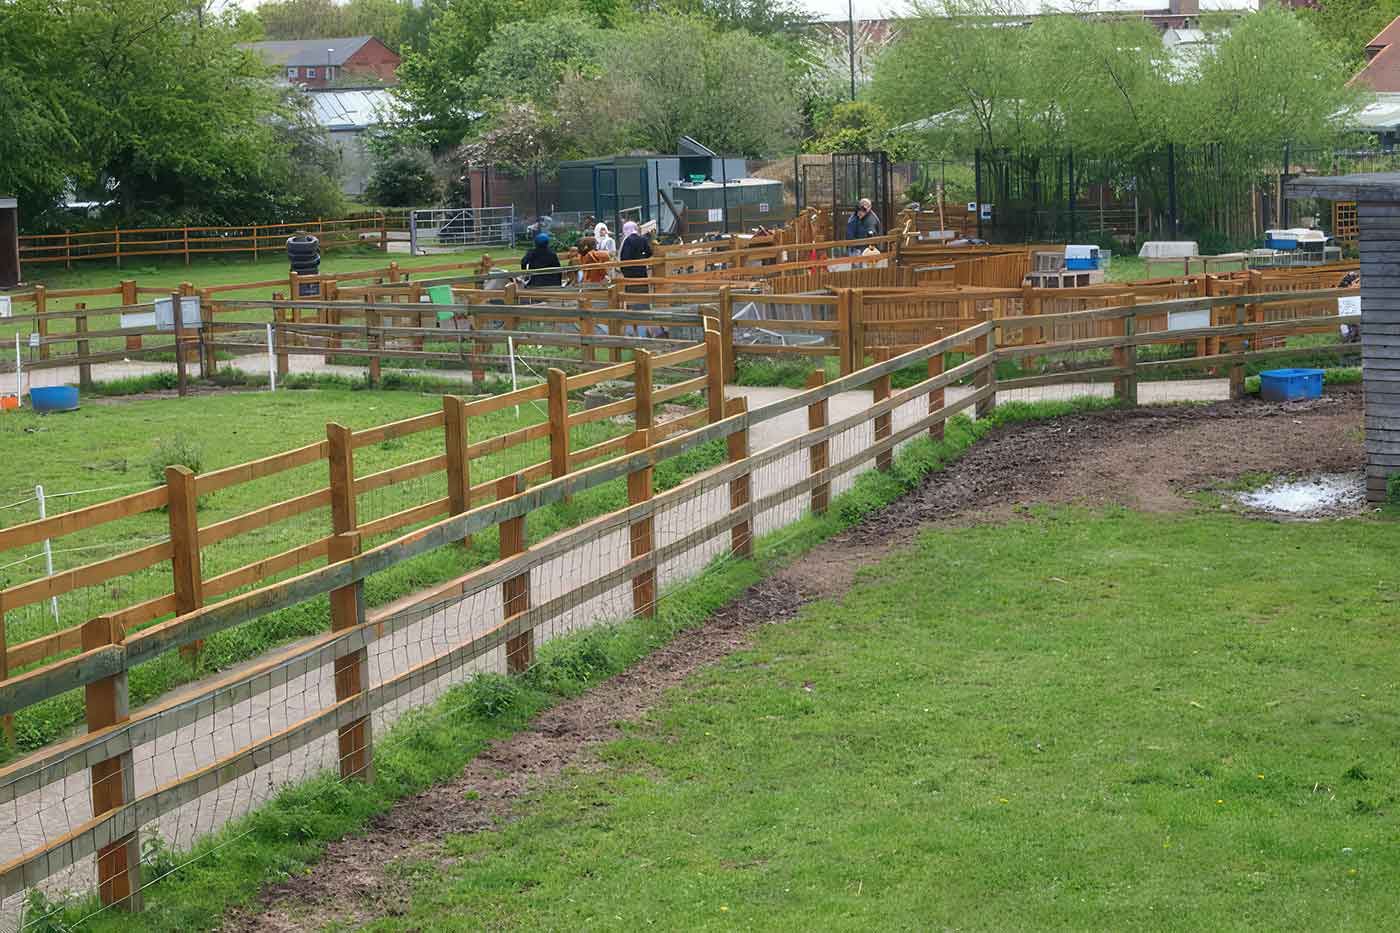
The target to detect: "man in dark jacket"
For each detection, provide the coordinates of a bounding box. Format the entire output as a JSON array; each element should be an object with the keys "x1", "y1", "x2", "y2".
[
  {"x1": 845, "y1": 198, "x2": 881, "y2": 254},
  {"x1": 520, "y1": 233, "x2": 562, "y2": 288}
]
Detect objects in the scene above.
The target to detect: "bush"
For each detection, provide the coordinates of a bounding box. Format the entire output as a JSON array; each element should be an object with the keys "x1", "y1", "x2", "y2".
[
  {"x1": 366, "y1": 149, "x2": 440, "y2": 207},
  {"x1": 147, "y1": 435, "x2": 204, "y2": 486}
]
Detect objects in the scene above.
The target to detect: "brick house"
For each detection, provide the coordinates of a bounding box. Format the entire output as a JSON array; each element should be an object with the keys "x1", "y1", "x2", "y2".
[{"x1": 240, "y1": 36, "x2": 400, "y2": 88}]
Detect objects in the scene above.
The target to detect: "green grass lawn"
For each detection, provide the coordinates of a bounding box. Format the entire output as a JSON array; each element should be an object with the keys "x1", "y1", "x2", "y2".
[{"x1": 352, "y1": 506, "x2": 1400, "y2": 931}]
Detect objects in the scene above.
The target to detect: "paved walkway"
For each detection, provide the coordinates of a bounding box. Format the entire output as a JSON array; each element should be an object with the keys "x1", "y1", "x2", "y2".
[{"x1": 0, "y1": 361, "x2": 1231, "y2": 923}]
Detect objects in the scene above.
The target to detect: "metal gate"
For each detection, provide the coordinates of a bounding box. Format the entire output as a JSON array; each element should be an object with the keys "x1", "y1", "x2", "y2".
[
  {"x1": 798, "y1": 152, "x2": 893, "y2": 237},
  {"x1": 409, "y1": 206, "x2": 516, "y2": 253}
]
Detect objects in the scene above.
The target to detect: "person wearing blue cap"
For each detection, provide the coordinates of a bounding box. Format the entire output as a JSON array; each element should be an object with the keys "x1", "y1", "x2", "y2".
[{"x1": 520, "y1": 232, "x2": 562, "y2": 288}]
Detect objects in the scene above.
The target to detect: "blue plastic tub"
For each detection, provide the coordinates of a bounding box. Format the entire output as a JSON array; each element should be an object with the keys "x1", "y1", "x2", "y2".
[
  {"x1": 1066, "y1": 257, "x2": 1100, "y2": 270},
  {"x1": 1259, "y1": 368, "x2": 1323, "y2": 402},
  {"x1": 29, "y1": 386, "x2": 79, "y2": 413}
]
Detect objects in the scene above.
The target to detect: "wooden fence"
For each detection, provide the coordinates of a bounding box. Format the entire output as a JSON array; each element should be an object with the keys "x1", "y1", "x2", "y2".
[
  {"x1": 17, "y1": 216, "x2": 403, "y2": 269},
  {"x1": 0, "y1": 327, "x2": 720, "y2": 687},
  {"x1": 0, "y1": 286, "x2": 1365, "y2": 916}
]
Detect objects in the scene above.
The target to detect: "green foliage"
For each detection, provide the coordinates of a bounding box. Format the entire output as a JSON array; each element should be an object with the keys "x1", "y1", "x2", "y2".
[
  {"x1": 146, "y1": 436, "x2": 204, "y2": 486},
  {"x1": 873, "y1": 0, "x2": 1360, "y2": 161},
  {"x1": 366, "y1": 148, "x2": 441, "y2": 207},
  {"x1": 253, "y1": 0, "x2": 422, "y2": 53},
  {"x1": 1301, "y1": 0, "x2": 1400, "y2": 66},
  {"x1": 804, "y1": 102, "x2": 894, "y2": 154},
  {"x1": 464, "y1": 673, "x2": 523, "y2": 718},
  {"x1": 1387, "y1": 473, "x2": 1400, "y2": 506}
]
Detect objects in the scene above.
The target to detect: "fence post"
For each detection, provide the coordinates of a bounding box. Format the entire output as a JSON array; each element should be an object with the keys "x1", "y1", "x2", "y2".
[
  {"x1": 1230, "y1": 301, "x2": 1247, "y2": 400},
  {"x1": 326, "y1": 422, "x2": 372, "y2": 782},
  {"x1": 498, "y1": 474, "x2": 533, "y2": 674},
  {"x1": 851, "y1": 288, "x2": 867, "y2": 372},
  {"x1": 547, "y1": 368, "x2": 570, "y2": 481},
  {"x1": 719, "y1": 286, "x2": 736, "y2": 381},
  {"x1": 705, "y1": 326, "x2": 726, "y2": 423},
  {"x1": 170, "y1": 290, "x2": 188, "y2": 397},
  {"x1": 272, "y1": 293, "x2": 290, "y2": 377},
  {"x1": 83, "y1": 615, "x2": 142, "y2": 912},
  {"x1": 634, "y1": 349, "x2": 654, "y2": 431},
  {"x1": 927, "y1": 351, "x2": 945, "y2": 441},
  {"x1": 122, "y1": 280, "x2": 141, "y2": 352},
  {"x1": 974, "y1": 319, "x2": 996, "y2": 419},
  {"x1": 607, "y1": 281, "x2": 623, "y2": 362},
  {"x1": 166, "y1": 465, "x2": 204, "y2": 664},
  {"x1": 33, "y1": 286, "x2": 47, "y2": 362},
  {"x1": 836, "y1": 288, "x2": 853, "y2": 375},
  {"x1": 75, "y1": 304, "x2": 93, "y2": 392},
  {"x1": 366, "y1": 297, "x2": 381, "y2": 388},
  {"x1": 807, "y1": 371, "x2": 830, "y2": 515},
  {"x1": 184, "y1": 226, "x2": 192, "y2": 266},
  {"x1": 443, "y1": 395, "x2": 471, "y2": 547},
  {"x1": 1112, "y1": 311, "x2": 1138, "y2": 405},
  {"x1": 323, "y1": 281, "x2": 341, "y2": 364},
  {"x1": 580, "y1": 317, "x2": 596, "y2": 366},
  {"x1": 872, "y1": 347, "x2": 893, "y2": 471},
  {"x1": 725, "y1": 397, "x2": 752, "y2": 558},
  {"x1": 627, "y1": 430, "x2": 656, "y2": 618},
  {"x1": 198, "y1": 289, "x2": 216, "y2": 378},
  {"x1": 388, "y1": 261, "x2": 401, "y2": 284},
  {"x1": 0, "y1": 593, "x2": 9, "y2": 744}
]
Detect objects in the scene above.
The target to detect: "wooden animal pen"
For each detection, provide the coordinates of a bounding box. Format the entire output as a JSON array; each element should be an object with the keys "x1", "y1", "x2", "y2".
[{"x1": 1285, "y1": 174, "x2": 1398, "y2": 502}]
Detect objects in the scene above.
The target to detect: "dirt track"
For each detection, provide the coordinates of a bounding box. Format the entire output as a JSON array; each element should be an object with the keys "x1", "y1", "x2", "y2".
[{"x1": 225, "y1": 389, "x2": 1365, "y2": 931}]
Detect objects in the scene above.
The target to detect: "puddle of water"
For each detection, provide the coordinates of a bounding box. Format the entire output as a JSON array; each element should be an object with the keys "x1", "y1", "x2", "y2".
[{"x1": 1236, "y1": 473, "x2": 1365, "y2": 516}]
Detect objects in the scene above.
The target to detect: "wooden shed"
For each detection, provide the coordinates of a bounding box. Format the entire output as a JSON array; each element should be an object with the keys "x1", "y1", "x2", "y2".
[{"x1": 1285, "y1": 173, "x2": 1400, "y2": 502}]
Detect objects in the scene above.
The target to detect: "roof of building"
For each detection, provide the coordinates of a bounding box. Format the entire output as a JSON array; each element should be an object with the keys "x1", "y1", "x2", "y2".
[
  {"x1": 240, "y1": 37, "x2": 389, "y2": 68},
  {"x1": 1367, "y1": 16, "x2": 1400, "y2": 53},
  {"x1": 305, "y1": 88, "x2": 397, "y2": 131},
  {"x1": 1347, "y1": 91, "x2": 1400, "y2": 131},
  {"x1": 1353, "y1": 40, "x2": 1400, "y2": 92}
]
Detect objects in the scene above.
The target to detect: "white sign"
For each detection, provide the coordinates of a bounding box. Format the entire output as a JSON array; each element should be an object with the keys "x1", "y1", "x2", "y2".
[
  {"x1": 153, "y1": 296, "x2": 202, "y2": 331},
  {"x1": 707, "y1": 208, "x2": 723, "y2": 222},
  {"x1": 1167, "y1": 309, "x2": 1211, "y2": 332},
  {"x1": 1338, "y1": 295, "x2": 1361, "y2": 317},
  {"x1": 758, "y1": 202, "x2": 769, "y2": 214},
  {"x1": 0, "y1": 296, "x2": 10, "y2": 318},
  {"x1": 28, "y1": 332, "x2": 40, "y2": 348},
  {"x1": 120, "y1": 311, "x2": 156, "y2": 329},
  {"x1": 979, "y1": 203, "x2": 993, "y2": 220},
  {"x1": 967, "y1": 201, "x2": 977, "y2": 213}
]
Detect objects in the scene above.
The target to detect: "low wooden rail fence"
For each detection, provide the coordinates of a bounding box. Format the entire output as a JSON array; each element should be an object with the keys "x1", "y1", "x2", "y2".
[
  {"x1": 0, "y1": 329, "x2": 722, "y2": 696},
  {"x1": 0, "y1": 288, "x2": 1367, "y2": 915}
]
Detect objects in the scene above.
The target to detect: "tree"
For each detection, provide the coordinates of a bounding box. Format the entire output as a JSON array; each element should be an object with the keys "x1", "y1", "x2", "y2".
[
  {"x1": 0, "y1": 0, "x2": 82, "y2": 220},
  {"x1": 870, "y1": 0, "x2": 1032, "y2": 154},
  {"x1": 366, "y1": 149, "x2": 441, "y2": 205},
  {"x1": 467, "y1": 14, "x2": 606, "y2": 108},
  {"x1": 579, "y1": 15, "x2": 800, "y2": 155},
  {"x1": 1185, "y1": 7, "x2": 1362, "y2": 150},
  {"x1": 1300, "y1": 0, "x2": 1400, "y2": 65},
  {"x1": 391, "y1": 0, "x2": 561, "y2": 150},
  {"x1": 253, "y1": 0, "x2": 417, "y2": 51},
  {"x1": 804, "y1": 102, "x2": 893, "y2": 153}
]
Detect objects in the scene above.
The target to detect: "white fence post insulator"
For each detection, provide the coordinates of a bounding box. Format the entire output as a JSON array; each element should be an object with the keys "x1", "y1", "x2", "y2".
[
  {"x1": 35, "y1": 485, "x2": 58, "y2": 623},
  {"x1": 265, "y1": 323, "x2": 277, "y2": 392}
]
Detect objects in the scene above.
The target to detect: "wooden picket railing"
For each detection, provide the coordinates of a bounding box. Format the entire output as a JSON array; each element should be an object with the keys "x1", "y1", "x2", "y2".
[
  {"x1": 17, "y1": 216, "x2": 399, "y2": 268},
  {"x1": 0, "y1": 286, "x2": 1366, "y2": 914}
]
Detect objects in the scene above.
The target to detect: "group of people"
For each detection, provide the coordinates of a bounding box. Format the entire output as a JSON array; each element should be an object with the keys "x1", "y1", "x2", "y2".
[{"x1": 518, "y1": 220, "x2": 654, "y2": 290}]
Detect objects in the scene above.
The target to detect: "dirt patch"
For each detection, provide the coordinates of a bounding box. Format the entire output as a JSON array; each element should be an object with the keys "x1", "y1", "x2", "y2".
[{"x1": 223, "y1": 390, "x2": 1364, "y2": 931}]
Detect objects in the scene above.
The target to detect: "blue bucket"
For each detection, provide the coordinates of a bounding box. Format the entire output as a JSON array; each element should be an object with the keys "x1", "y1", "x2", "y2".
[
  {"x1": 1259, "y1": 368, "x2": 1323, "y2": 403},
  {"x1": 29, "y1": 386, "x2": 80, "y2": 413}
]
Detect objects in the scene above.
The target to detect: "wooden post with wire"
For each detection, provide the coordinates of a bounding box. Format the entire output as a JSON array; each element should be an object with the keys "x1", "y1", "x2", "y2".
[
  {"x1": 498, "y1": 474, "x2": 533, "y2": 673},
  {"x1": 872, "y1": 347, "x2": 893, "y2": 471},
  {"x1": 807, "y1": 371, "x2": 830, "y2": 514},
  {"x1": 836, "y1": 289, "x2": 854, "y2": 375},
  {"x1": 725, "y1": 396, "x2": 752, "y2": 558},
  {"x1": 326, "y1": 422, "x2": 372, "y2": 781},
  {"x1": 634, "y1": 349, "x2": 653, "y2": 431},
  {"x1": 272, "y1": 293, "x2": 290, "y2": 377},
  {"x1": 443, "y1": 395, "x2": 471, "y2": 546},
  {"x1": 719, "y1": 286, "x2": 736, "y2": 381},
  {"x1": 84, "y1": 615, "x2": 142, "y2": 911},
  {"x1": 627, "y1": 430, "x2": 656, "y2": 617},
  {"x1": 974, "y1": 315, "x2": 996, "y2": 419},
  {"x1": 34, "y1": 286, "x2": 47, "y2": 362},
  {"x1": 122, "y1": 280, "x2": 141, "y2": 351},
  {"x1": 927, "y1": 352, "x2": 946, "y2": 440},
  {"x1": 170, "y1": 290, "x2": 188, "y2": 397},
  {"x1": 547, "y1": 368, "x2": 570, "y2": 481},
  {"x1": 166, "y1": 465, "x2": 204, "y2": 663}
]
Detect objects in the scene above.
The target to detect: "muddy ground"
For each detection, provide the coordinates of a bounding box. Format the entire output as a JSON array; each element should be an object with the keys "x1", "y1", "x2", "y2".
[{"x1": 224, "y1": 389, "x2": 1365, "y2": 932}]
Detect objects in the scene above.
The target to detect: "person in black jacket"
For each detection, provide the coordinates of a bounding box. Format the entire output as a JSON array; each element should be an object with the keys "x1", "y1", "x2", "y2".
[
  {"x1": 520, "y1": 233, "x2": 562, "y2": 288},
  {"x1": 618, "y1": 221, "x2": 654, "y2": 317}
]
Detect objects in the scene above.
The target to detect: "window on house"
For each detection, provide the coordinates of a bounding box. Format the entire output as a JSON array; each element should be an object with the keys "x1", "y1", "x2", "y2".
[
  {"x1": 286, "y1": 67, "x2": 298, "y2": 78},
  {"x1": 306, "y1": 67, "x2": 317, "y2": 78}
]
